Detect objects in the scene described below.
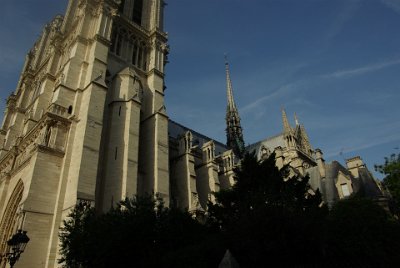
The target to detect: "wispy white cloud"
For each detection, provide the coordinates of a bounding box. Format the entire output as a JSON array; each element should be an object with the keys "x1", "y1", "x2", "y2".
[
  {"x1": 381, "y1": 0, "x2": 400, "y2": 14},
  {"x1": 325, "y1": 133, "x2": 400, "y2": 158},
  {"x1": 322, "y1": 58, "x2": 400, "y2": 79},
  {"x1": 239, "y1": 82, "x2": 298, "y2": 114},
  {"x1": 322, "y1": 119, "x2": 400, "y2": 158},
  {"x1": 325, "y1": 0, "x2": 361, "y2": 41}
]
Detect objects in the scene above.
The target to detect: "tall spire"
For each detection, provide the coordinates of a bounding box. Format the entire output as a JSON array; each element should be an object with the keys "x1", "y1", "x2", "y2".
[
  {"x1": 282, "y1": 107, "x2": 292, "y2": 134},
  {"x1": 294, "y1": 112, "x2": 299, "y2": 126},
  {"x1": 225, "y1": 56, "x2": 245, "y2": 158},
  {"x1": 225, "y1": 55, "x2": 236, "y2": 110}
]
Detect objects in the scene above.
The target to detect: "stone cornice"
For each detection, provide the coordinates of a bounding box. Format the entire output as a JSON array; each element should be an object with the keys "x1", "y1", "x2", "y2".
[
  {"x1": 115, "y1": 16, "x2": 150, "y2": 40},
  {"x1": 94, "y1": 34, "x2": 111, "y2": 46},
  {"x1": 37, "y1": 145, "x2": 66, "y2": 158},
  {"x1": 149, "y1": 28, "x2": 168, "y2": 42},
  {"x1": 146, "y1": 68, "x2": 165, "y2": 79}
]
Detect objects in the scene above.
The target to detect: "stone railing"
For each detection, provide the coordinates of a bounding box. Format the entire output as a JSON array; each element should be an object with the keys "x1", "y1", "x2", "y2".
[{"x1": 47, "y1": 103, "x2": 68, "y2": 118}]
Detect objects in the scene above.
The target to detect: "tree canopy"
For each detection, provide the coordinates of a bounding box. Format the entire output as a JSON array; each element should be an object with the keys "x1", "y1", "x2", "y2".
[
  {"x1": 324, "y1": 196, "x2": 400, "y2": 267},
  {"x1": 59, "y1": 195, "x2": 223, "y2": 268},
  {"x1": 208, "y1": 152, "x2": 327, "y2": 267},
  {"x1": 60, "y1": 153, "x2": 400, "y2": 268},
  {"x1": 375, "y1": 153, "x2": 400, "y2": 212}
]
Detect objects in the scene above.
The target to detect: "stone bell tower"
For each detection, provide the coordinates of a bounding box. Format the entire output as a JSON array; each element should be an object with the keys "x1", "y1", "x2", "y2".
[
  {"x1": 96, "y1": 0, "x2": 169, "y2": 210},
  {"x1": 0, "y1": 0, "x2": 169, "y2": 267},
  {"x1": 95, "y1": 0, "x2": 170, "y2": 212}
]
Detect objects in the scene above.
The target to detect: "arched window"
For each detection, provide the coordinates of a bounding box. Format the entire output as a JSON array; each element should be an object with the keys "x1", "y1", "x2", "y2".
[{"x1": 0, "y1": 180, "x2": 24, "y2": 261}]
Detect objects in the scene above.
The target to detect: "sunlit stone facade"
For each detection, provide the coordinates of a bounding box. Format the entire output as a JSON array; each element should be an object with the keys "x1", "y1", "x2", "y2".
[
  {"x1": 0, "y1": 1, "x2": 386, "y2": 267},
  {"x1": 0, "y1": 0, "x2": 170, "y2": 266}
]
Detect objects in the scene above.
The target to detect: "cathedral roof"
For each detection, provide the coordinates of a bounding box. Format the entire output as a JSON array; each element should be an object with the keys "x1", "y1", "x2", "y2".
[
  {"x1": 168, "y1": 119, "x2": 228, "y2": 156},
  {"x1": 246, "y1": 133, "x2": 285, "y2": 155}
]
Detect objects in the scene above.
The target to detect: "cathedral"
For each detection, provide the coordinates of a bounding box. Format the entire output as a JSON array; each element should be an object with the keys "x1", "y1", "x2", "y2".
[{"x1": 0, "y1": 1, "x2": 385, "y2": 267}]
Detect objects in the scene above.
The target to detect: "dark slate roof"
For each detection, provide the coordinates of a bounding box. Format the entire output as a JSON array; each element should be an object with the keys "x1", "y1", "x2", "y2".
[
  {"x1": 358, "y1": 168, "x2": 384, "y2": 198},
  {"x1": 168, "y1": 119, "x2": 228, "y2": 156},
  {"x1": 306, "y1": 166, "x2": 322, "y2": 192},
  {"x1": 246, "y1": 133, "x2": 285, "y2": 156}
]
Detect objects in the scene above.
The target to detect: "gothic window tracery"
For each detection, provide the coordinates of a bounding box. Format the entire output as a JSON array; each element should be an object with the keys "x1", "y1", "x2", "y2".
[{"x1": 110, "y1": 26, "x2": 148, "y2": 71}]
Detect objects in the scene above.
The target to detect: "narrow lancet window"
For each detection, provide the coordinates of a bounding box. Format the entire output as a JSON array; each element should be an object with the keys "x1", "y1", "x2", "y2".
[
  {"x1": 119, "y1": 0, "x2": 125, "y2": 14},
  {"x1": 132, "y1": 0, "x2": 143, "y2": 25}
]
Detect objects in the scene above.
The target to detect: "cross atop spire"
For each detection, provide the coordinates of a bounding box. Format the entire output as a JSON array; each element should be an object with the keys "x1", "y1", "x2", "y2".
[{"x1": 224, "y1": 56, "x2": 245, "y2": 158}]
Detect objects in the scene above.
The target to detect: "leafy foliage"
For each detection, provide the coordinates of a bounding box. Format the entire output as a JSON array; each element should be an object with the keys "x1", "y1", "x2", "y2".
[
  {"x1": 208, "y1": 152, "x2": 327, "y2": 267},
  {"x1": 59, "y1": 201, "x2": 95, "y2": 268},
  {"x1": 324, "y1": 197, "x2": 400, "y2": 267},
  {"x1": 60, "y1": 153, "x2": 400, "y2": 267},
  {"x1": 375, "y1": 153, "x2": 400, "y2": 211},
  {"x1": 59, "y1": 195, "x2": 223, "y2": 268}
]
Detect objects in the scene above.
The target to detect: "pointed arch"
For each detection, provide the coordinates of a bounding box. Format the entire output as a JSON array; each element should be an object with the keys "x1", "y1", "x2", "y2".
[{"x1": 0, "y1": 180, "x2": 24, "y2": 266}]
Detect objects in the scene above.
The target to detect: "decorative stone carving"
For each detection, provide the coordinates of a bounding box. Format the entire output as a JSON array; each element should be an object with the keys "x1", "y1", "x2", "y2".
[{"x1": 191, "y1": 192, "x2": 200, "y2": 210}]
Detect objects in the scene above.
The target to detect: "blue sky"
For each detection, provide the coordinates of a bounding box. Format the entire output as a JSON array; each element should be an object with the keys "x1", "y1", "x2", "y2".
[{"x1": 1, "y1": 0, "x2": 400, "y2": 178}]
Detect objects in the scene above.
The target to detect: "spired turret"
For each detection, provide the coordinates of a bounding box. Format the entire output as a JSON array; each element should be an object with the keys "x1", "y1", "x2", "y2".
[{"x1": 224, "y1": 57, "x2": 245, "y2": 158}]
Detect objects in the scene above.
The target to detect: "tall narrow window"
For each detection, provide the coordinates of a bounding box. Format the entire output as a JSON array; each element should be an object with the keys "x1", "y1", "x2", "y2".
[
  {"x1": 131, "y1": 42, "x2": 138, "y2": 65},
  {"x1": 118, "y1": 0, "x2": 125, "y2": 14},
  {"x1": 137, "y1": 46, "x2": 143, "y2": 68},
  {"x1": 132, "y1": 0, "x2": 143, "y2": 25},
  {"x1": 116, "y1": 34, "x2": 123, "y2": 56},
  {"x1": 110, "y1": 30, "x2": 117, "y2": 52},
  {"x1": 115, "y1": 147, "x2": 118, "y2": 160},
  {"x1": 142, "y1": 47, "x2": 147, "y2": 70}
]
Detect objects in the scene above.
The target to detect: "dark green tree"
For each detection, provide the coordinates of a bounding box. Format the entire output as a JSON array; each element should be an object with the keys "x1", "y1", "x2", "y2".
[
  {"x1": 375, "y1": 153, "x2": 400, "y2": 212},
  {"x1": 59, "y1": 200, "x2": 95, "y2": 268},
  {"x1": 208, "y1": 152, "x2": 327, "y2": 267},
  {"x1": 59, "y1": 194, "x2": 224, "y2": 268},
  {"x1": 324, "y1": 196, "x2": 400, "y2": 267}
]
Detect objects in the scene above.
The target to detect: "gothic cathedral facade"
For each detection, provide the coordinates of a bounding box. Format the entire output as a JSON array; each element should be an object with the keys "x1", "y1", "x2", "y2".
[
  {"x1": 0, "y1": 1, "x2": 386, "y2": 267},
  {"x1": 0, "y1": 0, "x2": 171, "y2": 267}
]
